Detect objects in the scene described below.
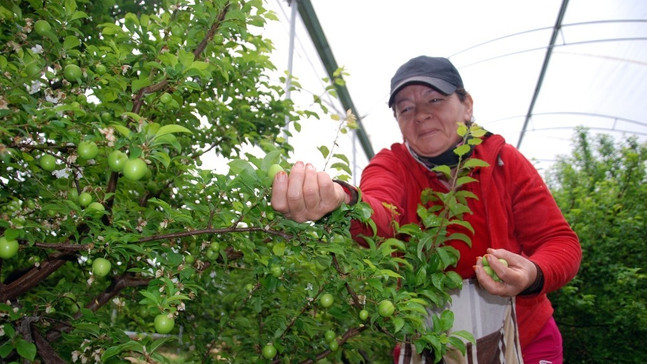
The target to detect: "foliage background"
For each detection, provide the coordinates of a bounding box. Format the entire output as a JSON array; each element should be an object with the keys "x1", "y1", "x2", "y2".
[{"x1": 547, "y1": 128, "x2": 647, "y2": 364}]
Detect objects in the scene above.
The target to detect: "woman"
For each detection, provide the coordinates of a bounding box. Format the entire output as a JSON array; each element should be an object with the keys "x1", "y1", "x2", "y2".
[{"x1": 271, "y1": 56, "x2": 581, "y2": 364}]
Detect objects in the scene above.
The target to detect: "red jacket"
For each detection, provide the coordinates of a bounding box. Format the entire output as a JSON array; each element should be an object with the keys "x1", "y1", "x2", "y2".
[{"x1": 349, "y1": 134, "x2": 581, "y2": 348}]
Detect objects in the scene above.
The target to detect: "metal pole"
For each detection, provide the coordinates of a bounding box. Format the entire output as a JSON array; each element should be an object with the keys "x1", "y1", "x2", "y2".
[
  {"x1": 283, "y1": 0, "x2": 298, "y2": 141},
  {"x1": 517, "y1": 0, "x2": 569, "y2": 149}
]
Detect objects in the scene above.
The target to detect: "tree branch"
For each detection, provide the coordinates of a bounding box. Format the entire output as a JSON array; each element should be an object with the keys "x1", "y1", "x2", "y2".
[
  {"x1": 45, "y1": 273, "x2": 151, "y2": 342},
  {"x1": 32, "y1": 327, "x2": 66, "y2": 364},
  {"x1": 331, "y1": 253, "x2": 362, "y2": 308},
  {"x1": 131, "y1": 2, "x2": 230, "y2": 114},
  {"x1": 294, "y1": 326, "x2": 369, "y2": 364},
  {"x1": 137, "y1": 226, "x2": 293, "y2": 242},
  {"x1": 33, "y1": 242, "x2": 93, "y2": 251},
  {"x1": 0, "y1": 254, "x2": 75, "y2": 302}
]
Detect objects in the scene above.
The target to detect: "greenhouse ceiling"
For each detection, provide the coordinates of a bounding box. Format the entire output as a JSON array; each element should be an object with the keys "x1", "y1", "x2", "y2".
[{"x1": 266, "y1": 0, "x2": 647, "y2": 174}]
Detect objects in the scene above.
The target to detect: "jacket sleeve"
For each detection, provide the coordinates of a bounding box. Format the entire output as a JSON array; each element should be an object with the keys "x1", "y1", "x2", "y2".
[
  {"x1": 502, "y1": 145, "x2": 582, "y2": 294},
  {"x1": 349, "y1": 151, "x2": 410, "y2": 245}
]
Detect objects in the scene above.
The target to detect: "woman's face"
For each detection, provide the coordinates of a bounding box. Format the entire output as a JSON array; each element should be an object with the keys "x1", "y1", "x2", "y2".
[{"x1": 393, "y1": 84, "x2": 473, "y2": 157}]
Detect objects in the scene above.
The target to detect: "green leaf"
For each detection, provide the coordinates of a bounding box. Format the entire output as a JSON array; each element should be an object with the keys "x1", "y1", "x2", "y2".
[
  {"x1": 438, "y1": 309, "x2": 455, "y2": 332},
  {"x1": 64, "y1": 0, "x2": 77, "y2": 15},
  {"x1": 188, "y1": 61, "x2": 210, "y2": 71},
  {"x1": 148, "y1": 337, "x2": 175, "y2": 354},
  {"x1": 3, "y1": 228, "x2": 20, "y2": 240},
  {"x1": 457, "y1": 124, "x2": 468, "y2": 136},
  {"x1": 455, "y1": 176, "x2": 477, "y2": 187},
  {"x1": 397, "y1": 223, "x2": 421, "y2": 236},
  {"x1": 261, "y1": 150, "x2": 282, "y2": 171},
  {"x1": 333, "y1": 153, "x2": 349, "y2": 164},
  {"x1": 63, "y1": 35, "x2": 81, "y2": 50},
  {"x1": 132, "y1": 78, "x2": 151, "y2": 93},
  {"x1": 447, "y1": 232, "x2": 472, "y2": 247},
  {"x1": 100, "y1": 23, "x2": 123, "y2": 35},
  {"x1": 470, "y1": 127, "x2": 488, "y2": 137},
  {"x1": 318, "y1": 145, "x2": 329, "y2": 159},
  {"x1": 0, "y1": 339, "x2": 14, "y2": 358},
  {"x1": 451, "y1": 329, "x2": 475, "y2": 344},
  {"x1": 454, "y1": 144, "x2": 471, "y2": 157},
  {"x1": 330, "y1": 162, "x2": 352, "y2": 175},
  {"x1": 448, "y1": 336, "x2": 467, "y2": 355},
  {"x1": 431, "y1": 165, "x2": 451, "y2": 178},
  {"x1": 155, "y1": 124, "x2": 192, "y2": 137},
  {"x1": 159, "y1": 53, "x2": 178, "y2": 67},
  {"x1": 393, "y1": 317, "x2": 405, "y2": 333},
  {"x1": 150, "y1": 151, "x2": 171, "y2": 168},
  {"x1": 462, "y1": 158, "x2": 489, "y2": 168},
  {"x1": 15, "y1": 339, "x2": 36, "y2": 360},
  {"x1": 102, "y1": 341, "x2": 145, "y2": 361},
  {"x1": 178, "y1": 49, "x2": 195, "y2": 69},
  {"x1": 272, "y1": 242, "x2": 286, "y2": 256},
  {"x1": 70, "y1": 10, "x2": 88, "y2": 21},
  {"x1": 228, "y1": 159, "x2": 255, "y2": 175},
  {"x1": 378, "y1": 238, "x2": 406, "y2": 257}
]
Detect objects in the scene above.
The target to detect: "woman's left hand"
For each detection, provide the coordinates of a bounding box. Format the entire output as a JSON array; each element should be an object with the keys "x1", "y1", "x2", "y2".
[{"x1": 474, "y1": 248, "x2": 538, "y2": 297}]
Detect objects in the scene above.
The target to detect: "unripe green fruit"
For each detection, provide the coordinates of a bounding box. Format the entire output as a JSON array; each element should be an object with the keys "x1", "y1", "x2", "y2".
[
  {"x1": 34, "y1": 20, "x2": 51, "y2": 36},
  {"x1": 261, "y1": 343, "x2": 277, "y2": 359},
  {"x1": 377, "y1": 300, "x2": 395, "y2": 317},
  {"x1": 482, "y1": 256, "x2": 507, "y2": 281},
  {"x1": 154, "y1": 314, "x2": 175, "y2": 334},
  {"x1": 94, "y1": 63, "x2": 107, "y2": 75},
  {"x1": 68, "y1": 188, "x2": 79, "y2": 202},
  {"x1": 78, "y1": 141, "x2": 98, "y2": 160},
  {"x1": 122, "y1": 158, "x2": 148, "y2": 181},
  {"x1": 359, "y1": 309, "x2": 369, "y2": 321},
  {"x1": 320, "y1": 293, "x2": 334, "y2": 308},
  {"x1": 39, "y1": 154, "x2": 56, "y2": 171},
  {"x1": 86, "y1": 202, "x2": 105, "y2": 218},
  {"x1": 324, "y1": 330, "x2": 336, "y2": 343},
  {"x1": 78, "y1": 192, "x2": 92, "y2": 207},
  {"x1": 270, "y1": 265, "x2": 282, "y2": 278},
  {"x1": 107, "y1": 150, "x2": 128, "y2": 172},
  {"x1": 92, "y1": 257, "x2": 111, "y2": 277},
  {"x1": 209, "y1": 241, "x2": 220, "y2": 252},
  {"x1": 64, "y1": 64, "x2": 82, "y2": 82},
  {"x1": 268, "y1": 163, "x2": 284, "y2": 180},
  {"x1": 25, "y1": 62, "x2": 42, "y2": 78},
  {"x1": 0, "y1": 236, "x2": 19, "y2": 259},
  {"x1": 329, "y1": 340, "x2": 339, "y2": 352},
  {"x1": 160, "y1": 92, "x2": 173, "y2": 104}
]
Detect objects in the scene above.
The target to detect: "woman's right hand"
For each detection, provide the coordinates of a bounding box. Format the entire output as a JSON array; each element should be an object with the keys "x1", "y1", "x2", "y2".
[{"x1": 270, "y1": 161, "x2": 349, "y2": 222}]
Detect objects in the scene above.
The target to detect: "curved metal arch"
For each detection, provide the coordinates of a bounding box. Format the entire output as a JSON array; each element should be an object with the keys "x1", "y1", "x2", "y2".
[{"x1": 449, "y1": 19, "x2": 647, "y2": 60}]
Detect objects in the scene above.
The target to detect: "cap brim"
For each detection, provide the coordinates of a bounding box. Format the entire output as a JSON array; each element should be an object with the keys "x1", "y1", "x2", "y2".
[{"x1": 388, "y1": 76, "x2": 457, "y2": 107}]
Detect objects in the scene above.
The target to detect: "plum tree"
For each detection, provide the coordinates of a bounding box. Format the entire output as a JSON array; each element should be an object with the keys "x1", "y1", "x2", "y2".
[{"x1": 0, "y1": 1, "x2": 480, "y2": 363}]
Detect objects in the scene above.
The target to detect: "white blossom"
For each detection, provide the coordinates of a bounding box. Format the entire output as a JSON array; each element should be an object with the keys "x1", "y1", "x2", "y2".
[
  {"x1": 30, "y1": 44, "x2": 44, "y2": 54},
  {"x1": 146, "y1": 257, "x2": 159, "y2": 267},
  {"x1": 53, "y1": 168, "x2": 70, "y2": 179},
  {"x1": 26, "y1": 80, "x2": 42, "y2": 94}
]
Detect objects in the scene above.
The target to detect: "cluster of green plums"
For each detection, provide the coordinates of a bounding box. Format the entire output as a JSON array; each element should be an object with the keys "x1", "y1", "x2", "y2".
[
  {"x1": 39, "y1": 141, "x2": 150, "y2": 182},
  {"x1": 482, "y1": 256, "x2": 509, "y2": 282}
]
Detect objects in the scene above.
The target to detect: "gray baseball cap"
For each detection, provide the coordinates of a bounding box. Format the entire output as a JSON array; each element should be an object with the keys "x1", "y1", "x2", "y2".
[{"x1": 388, "y1": 56, "x2": 464, "y2": 107}]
